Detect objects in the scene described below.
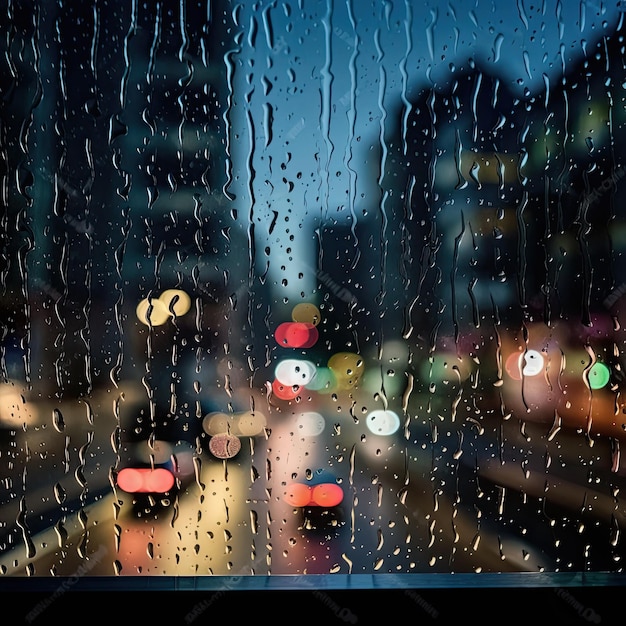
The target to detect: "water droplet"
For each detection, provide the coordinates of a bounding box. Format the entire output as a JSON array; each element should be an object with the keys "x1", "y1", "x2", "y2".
[{"x1": 52, "y1": 408, "x2": 65, "y2": 433}]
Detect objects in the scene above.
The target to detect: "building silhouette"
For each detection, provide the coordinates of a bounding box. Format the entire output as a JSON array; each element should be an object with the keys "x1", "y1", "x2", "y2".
[{"x1": 0, "y1": 1, "x2": 249, "y2": 442}]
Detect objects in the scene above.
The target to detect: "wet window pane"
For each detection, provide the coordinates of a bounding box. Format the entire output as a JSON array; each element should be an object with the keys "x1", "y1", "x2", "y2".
[{"x1": 1, "y1": 0, "x2": 626, "y2": 591}]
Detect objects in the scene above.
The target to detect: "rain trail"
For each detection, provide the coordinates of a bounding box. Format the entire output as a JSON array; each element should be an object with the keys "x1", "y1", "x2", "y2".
[
  {"x1": 261, "y1": 3, "x2": 274, "y2": 50},
  {"x1": 319, "y1": 0, "x2": 336, "y2": 216},
  {"x1": 90, "y1": 2, "x2": 100, "y2": 80},
  {"x1": 470, "y1": 71, "x2": 482, "y2": 143},
  {"x1": 426, "y1": 8, "x2": 436, "y2": 61},
  {"x1": 492, "y1": 32, "x2": 504, "y2": 63},
  {"x1": 399, "y1": 0, "x2": 413, "y2": 156},
  {"x1": 110, "y1": 207, "x2": 131, "y2": 388},
  {"x1": 146, "y1": 3, "x2": 162, "y2": 86},
  {"x1": 515, "y1": 191, "x2": 529, "y2": 307},
  {"x1": 14, "y1": 6, "x2": 44, "y2": 389},
  {"x1": 375, "y1": 26, "x2": 389, "y2": 308},
  {"x1": 178, "y1": 0, "x2": 189, "y2": 62},
  {"x1": 244, "y1": 107, "x2": 257, "y2": 288},
  {"x1": 80, "y1": 139, "x2": 94, "y2": 396},
  {"x1": 517, "y1": 0, "x2": 530, "y2": 30},
  {"x1": 119, "y1": 0, "x2": 138, "y2": 109},
  {"x1": 344, "y1": 0, "x2": 361, "y2": 271},
  {"x1": 16, "y1": 496, "x2": 36, "y2": 559},
  {"x1": 76, "y1": 430, "x2": 94, "y2": 499},
  {"x1": 581, "y1": 344, "x2": 596, "y2": 446},
  {"x1": 450, "y1": 212, "x2": 466, "y2": 346}
]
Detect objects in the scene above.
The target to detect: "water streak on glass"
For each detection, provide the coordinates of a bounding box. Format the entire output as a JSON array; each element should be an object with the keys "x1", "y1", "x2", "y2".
[
  {"x1": 52, "y1": 407, "x2": 65, "y2": 433},
  {"x1": 119, "y1": 0, "x2": 137, "y2": 109},
  {"x1": 16, "y1": 496, "x2": 36, "y2": 559},
  {"x1": 374, "y1": 27, "x2": 389, "y2": 310}
]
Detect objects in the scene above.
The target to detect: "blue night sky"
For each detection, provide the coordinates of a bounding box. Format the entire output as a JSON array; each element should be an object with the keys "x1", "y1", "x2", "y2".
[{"x1": 225, "y1": 0, "x2": 624, "y2": 301}]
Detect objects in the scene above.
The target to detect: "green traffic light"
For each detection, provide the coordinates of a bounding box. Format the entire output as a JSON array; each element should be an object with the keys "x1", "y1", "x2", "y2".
[{"x1": 588, "y1": 362, "x2": 610, "y2": 389}]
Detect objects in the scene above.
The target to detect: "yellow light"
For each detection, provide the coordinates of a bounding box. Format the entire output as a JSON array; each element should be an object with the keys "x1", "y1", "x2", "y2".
[
  {"x1": 291, "y1": 302, "x2": 321, "y2": 326},
  {"x1": 136, "y1": 297, "x2": 170, "y2": 326},
  {"x1": 159, "y1": 288, "x2": 192, "y2": 317}
]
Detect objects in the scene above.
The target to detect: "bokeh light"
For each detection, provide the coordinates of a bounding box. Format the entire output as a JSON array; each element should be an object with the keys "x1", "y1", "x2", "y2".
[
  {"x1": 588, "y1": 362, "x2": 611, "y2": 389},
  {"x1": 159, "y1": 288, "x2": 192, "y2": 317},
  {"x1": 208, "y1": 433, "x2": 242, "y2": 459},
  {"x1": 271, "y1": 379, "x2": 302, "y2": 400},
  {"x1": 521, "y1": 349, "x2": 545, "y2": 376},
  {"x1": 274, "y1": 321, "x2": 319, "y2": 348},
  {"x1": 274, "y1": 358, "x2": 318, "y2": 386},
  {"x1": 234, "y1": 411, "x2": 267, "y2": 436},
  {"x1": 291, "y1": 302, "x2": 321, "y2": 325},
  {"x1": 136, "y1": 297, "x2": 171, "y2": 326},
  {"x1": 284, "y1": 483, "x2": 312, "y2": 507},
  {"x1": 310, "y1": 483, "x2": 344, "y2": 507},
  {"x1": 365, "y1": 409, "x2": 401, "y2": 436},
  {"x1": 305, "y1": 367, "x2": 336, "y2": 393},
  {"x1": 202, "y1": 411, "x2": 233, "y2": 435},
  {"x1": 327, "y1": 351, "x2": 365, "y2": 389},
  {"x1": 294, "y1": 411, "x2": 326, "y2": 436},
  {"x1": 116, "y1": 467, "x2": 175, "y2": 493}
]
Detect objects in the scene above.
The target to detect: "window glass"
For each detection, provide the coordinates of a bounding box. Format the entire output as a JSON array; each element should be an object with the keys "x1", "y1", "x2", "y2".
[{"x1": 1, "y1": 0, "x2": 626, "y2": 587}]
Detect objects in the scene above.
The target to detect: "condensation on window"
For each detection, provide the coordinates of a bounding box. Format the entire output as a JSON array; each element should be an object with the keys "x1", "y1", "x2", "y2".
[{"x1": 1, "y1": 0, "x2": 625, "y2": 582}]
